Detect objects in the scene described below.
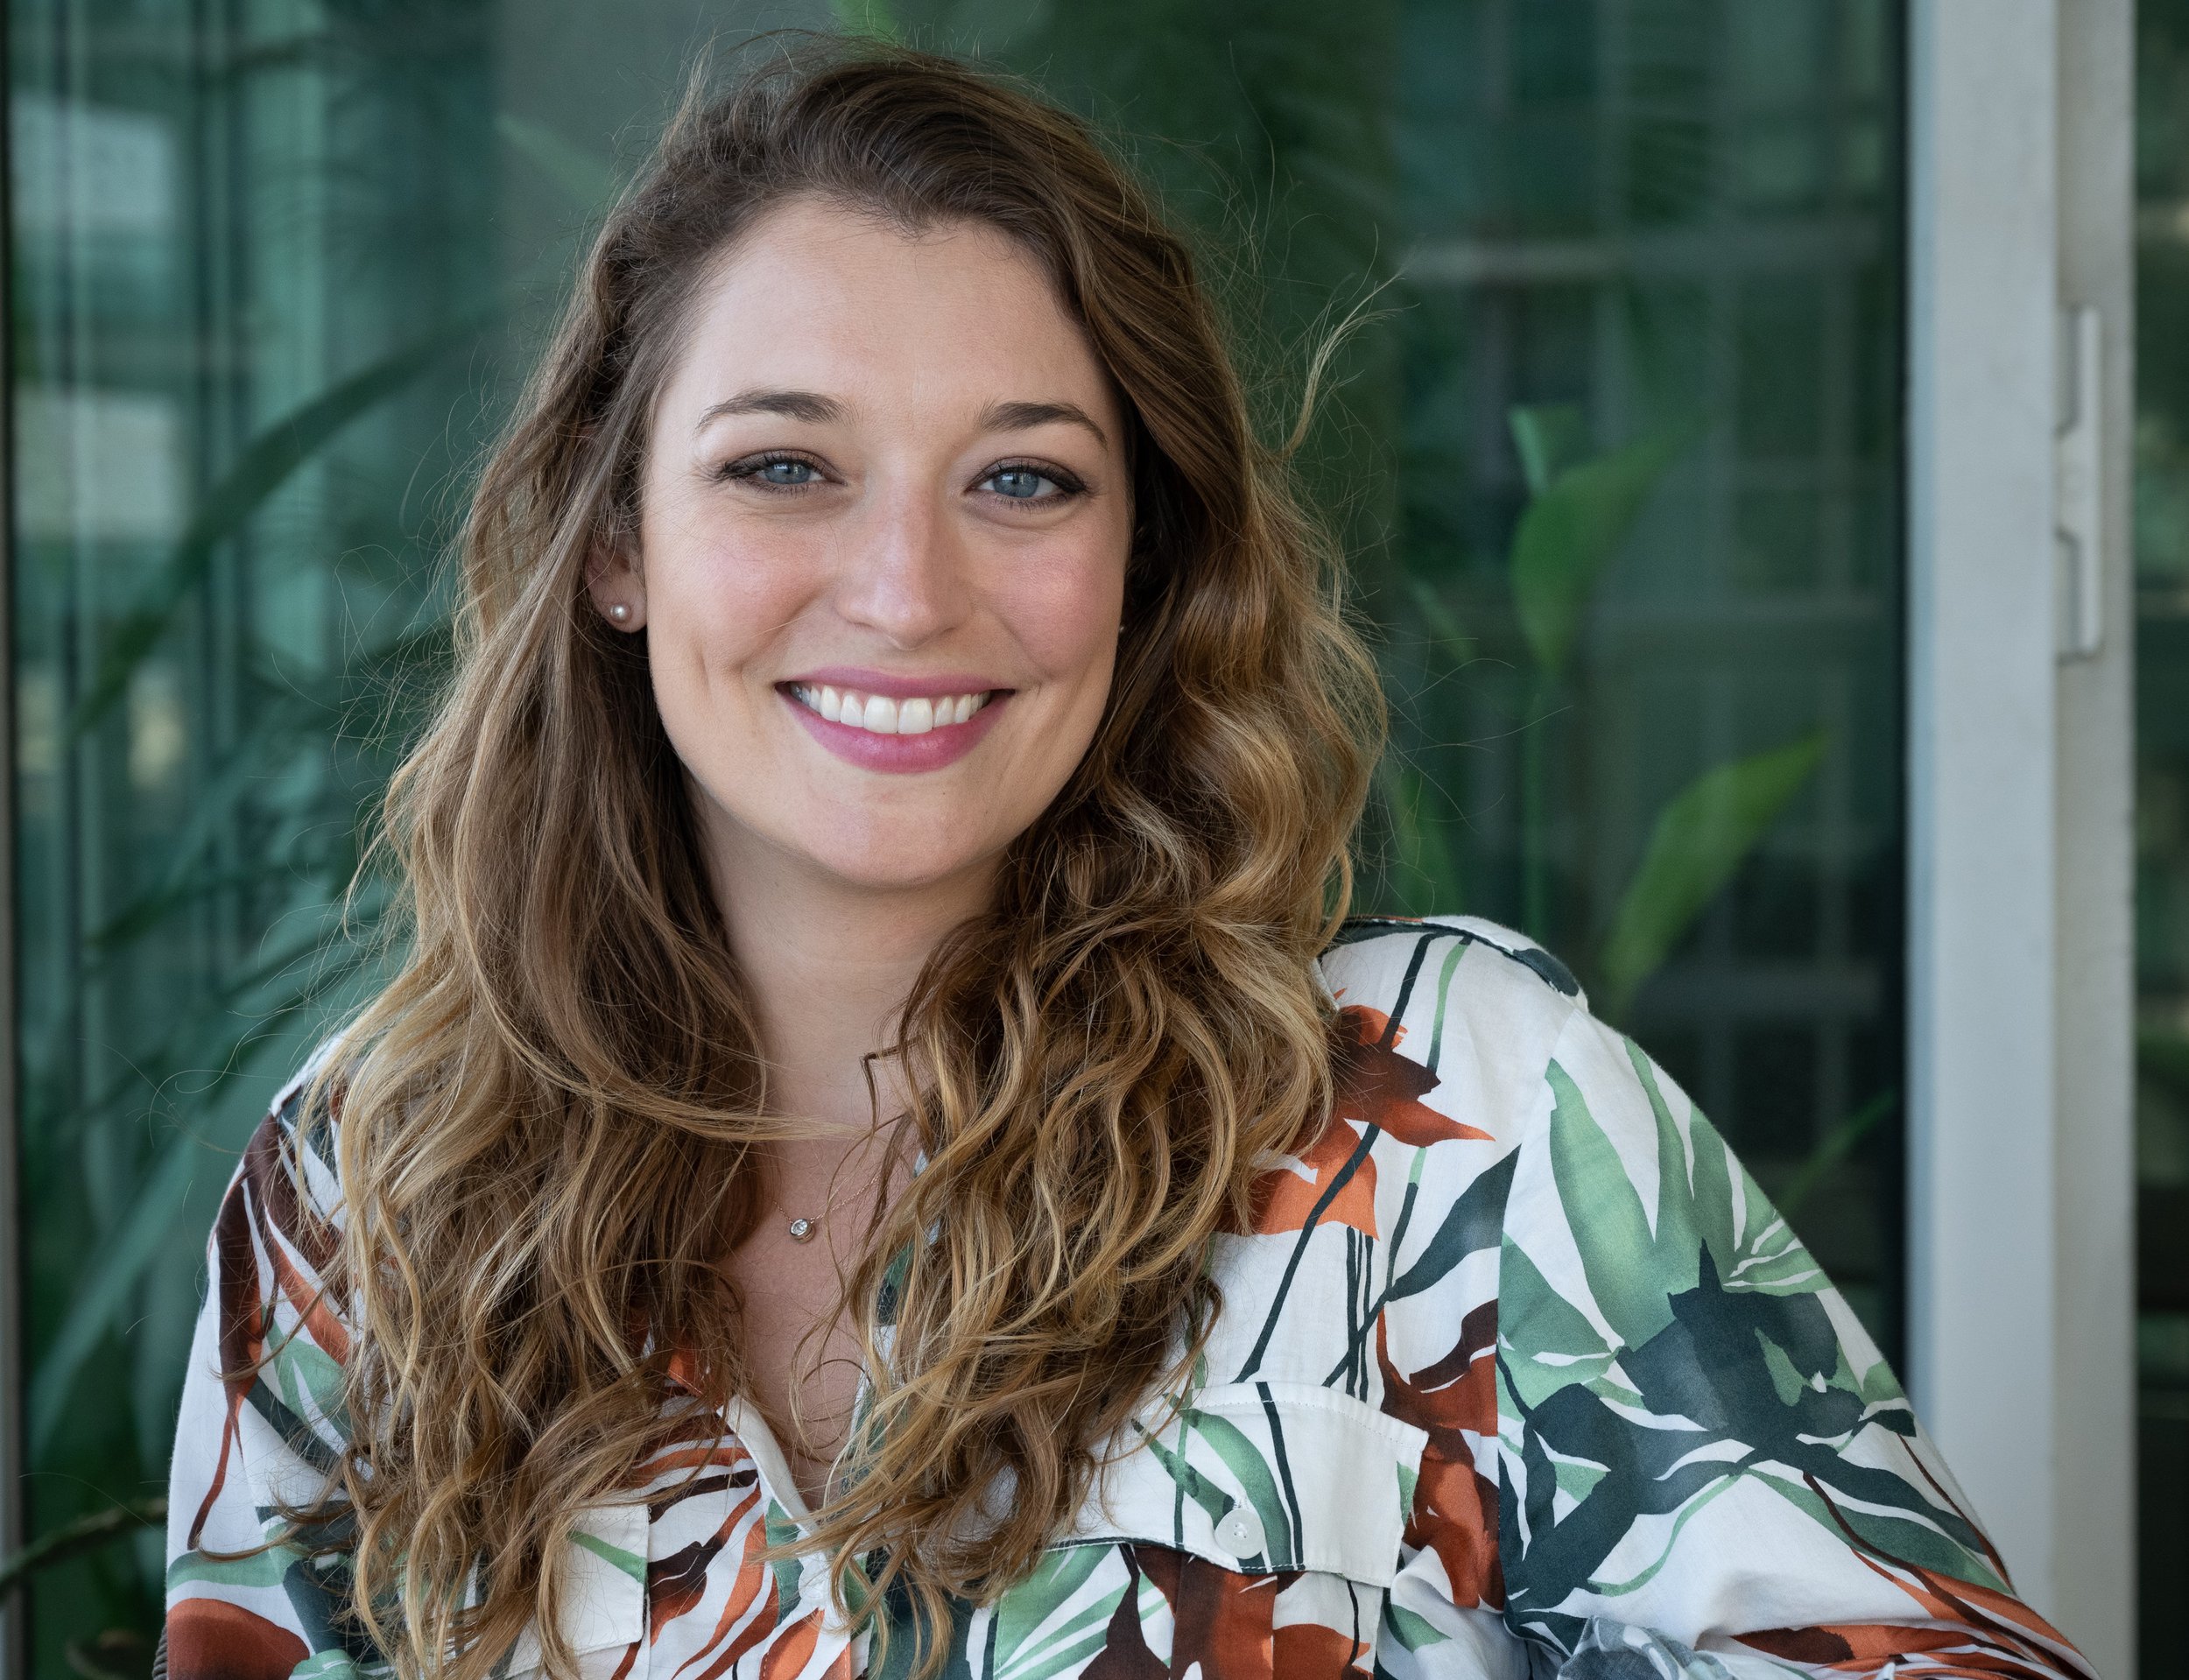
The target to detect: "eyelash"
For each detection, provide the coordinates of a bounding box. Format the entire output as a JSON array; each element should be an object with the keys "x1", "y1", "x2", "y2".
[
  {"x1": 714, "y1": 451, "x2": 820, "y2": 489},
  {"x1": 982, "y1": 460, "x2": 1088, "y2": 501},
  {"x1": 715, "y1": 450, "x2": 1087, "y2": 502}
]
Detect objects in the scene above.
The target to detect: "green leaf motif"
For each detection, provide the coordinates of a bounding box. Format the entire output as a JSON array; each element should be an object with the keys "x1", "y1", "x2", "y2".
[
  {"x1": 291, "y1": 1654, "x2": 371, "y2": 1680},
  {"x1": 765, "y1": 1501, "x2": 805, "y2": 1624},
  {"x1": 167, "y1": 1544, "x2": 299, "y2": 1592},
  {"x1": 1385, "y1": 1147, "x2": 1515, "y2": 1303},
  {"x1": 1755, "y1": 1473, "x2": 2008, "y2": 1593},
  {"x1": 1496, "y1": 1240, "x2": 1614, "y2": 1412},
  {"x1": 991, "y1": 1547, "x2": 1126, "y2": 1680},
  {"x1": 1384, "y1": 1603, "x2": 1450, "y2": 1653},
  {"x1": 1755, "y1": 1330, "x2": 1811, "y2": 1408},
  {"x1": 570, "y1": 1529, "x2": 646, "y2": 1585},
  {"x1": 1179, "y1": 1408, "x2": 1292, "y2": 1566},
  {"x1": 265, "y1": 1325, "x2": 346, "y2": 1429},
  {"x1": 1599, "y1": 732, "x2": 1826, "y2": 1017},
  {"x1": 1544, "y1": 1061, "x2": 1693, "y2": 1351},
  {"x1": 1131, "y1": 1422, "x2": 1234, "y2": 1531}
]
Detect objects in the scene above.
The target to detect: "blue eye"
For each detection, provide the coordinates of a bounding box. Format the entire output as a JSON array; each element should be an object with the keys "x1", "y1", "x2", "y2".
[
  {"x1": 987, "y1": 467, "x2": 1056, "y2": 500},
  {"x1": 753, "y1": 458, "x2": 818, "y2": 486}
]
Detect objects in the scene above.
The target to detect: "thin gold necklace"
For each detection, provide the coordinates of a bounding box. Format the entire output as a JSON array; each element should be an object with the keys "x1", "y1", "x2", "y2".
[
  {"x1": 783, "y1": 1135, "x2": 883, "y2": 1242},
  {"x1": 782, "y1": 1106, "x2": 907, "y2": 1242}
]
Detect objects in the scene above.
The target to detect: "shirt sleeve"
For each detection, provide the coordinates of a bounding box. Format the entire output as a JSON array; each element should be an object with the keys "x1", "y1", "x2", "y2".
[
  {"x1": 1388, "y1": 1001, "x2": 2093, "y2": 1680},
  {"x1": 165, "y1": 1071, "x2": 362, "y2": 1680}
]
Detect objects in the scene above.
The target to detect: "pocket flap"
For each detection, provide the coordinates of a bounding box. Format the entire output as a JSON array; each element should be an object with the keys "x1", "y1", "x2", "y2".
[
  {"x1": 505, "y1": 1497, "x2": 647, "y2": 1671},
  {"x1": 1064, "y1": 1380, "x2": 1427, "y2": 1588}
]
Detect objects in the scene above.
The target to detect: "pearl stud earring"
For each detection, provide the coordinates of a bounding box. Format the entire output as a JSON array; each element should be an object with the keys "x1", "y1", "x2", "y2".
[{"x1": 609, "y1": 602, "x2": 631, "y2": 623}]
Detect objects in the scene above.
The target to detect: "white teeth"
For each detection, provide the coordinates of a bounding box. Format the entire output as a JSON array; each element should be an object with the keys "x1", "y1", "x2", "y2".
[{"x1": 790, "y1": 685, "x2": 993, "y2": 734}]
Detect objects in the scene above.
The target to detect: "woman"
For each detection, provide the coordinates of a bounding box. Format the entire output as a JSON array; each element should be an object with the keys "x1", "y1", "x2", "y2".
[{"x1": 165, "y1": 36, "x2": 2089, "y2": 1680}]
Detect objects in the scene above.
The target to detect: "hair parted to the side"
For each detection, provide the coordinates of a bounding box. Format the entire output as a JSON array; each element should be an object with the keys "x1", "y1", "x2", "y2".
[{"x1": 304, "y1": 31, "x2": 1386, "y2": 1679}]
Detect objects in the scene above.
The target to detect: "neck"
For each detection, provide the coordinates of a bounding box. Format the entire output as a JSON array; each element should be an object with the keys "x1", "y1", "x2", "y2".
[{"x1": 700, "y1": 807, "x2": 996, "y2": 1130}]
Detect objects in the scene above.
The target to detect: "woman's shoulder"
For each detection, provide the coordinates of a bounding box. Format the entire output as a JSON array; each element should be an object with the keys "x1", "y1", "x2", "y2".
[{"x1": 1313, "y1": 914, "x2": 1590, "y2": 1113}]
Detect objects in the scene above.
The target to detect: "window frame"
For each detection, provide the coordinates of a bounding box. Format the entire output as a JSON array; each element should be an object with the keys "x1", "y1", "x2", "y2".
[{"x1": 1904, "y1": 0, "x2": 2135, "y2": 1666}]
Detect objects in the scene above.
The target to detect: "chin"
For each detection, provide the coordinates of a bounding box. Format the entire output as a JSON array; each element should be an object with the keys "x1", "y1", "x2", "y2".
[{"x1": 789, "y1": 824, "x2": 992, "y2": 894}]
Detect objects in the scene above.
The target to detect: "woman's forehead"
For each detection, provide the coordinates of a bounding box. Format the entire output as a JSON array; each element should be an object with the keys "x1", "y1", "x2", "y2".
[{"x1": 657, "y1": 200, "x2": 1120, "y2": 437}]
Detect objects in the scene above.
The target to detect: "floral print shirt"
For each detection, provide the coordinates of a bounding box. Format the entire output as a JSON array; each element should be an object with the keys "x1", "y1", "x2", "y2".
[{"x1": 165, "y1": 917, "x2": 2091, "y2": 1680}]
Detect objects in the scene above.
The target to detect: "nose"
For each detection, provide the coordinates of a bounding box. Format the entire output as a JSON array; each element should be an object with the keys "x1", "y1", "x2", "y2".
[{"x1": 829, "y1": 482, "x2": 972, "y2": 648}]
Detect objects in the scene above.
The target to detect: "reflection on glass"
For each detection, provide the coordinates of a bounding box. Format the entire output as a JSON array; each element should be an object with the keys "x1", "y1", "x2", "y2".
[
  {"x1": 5, "y1": 0, "x2": 1904, "y2": 1662},
  {"x1": 2136, "y1": 0, "x2": 2189, "y2": 1661}
]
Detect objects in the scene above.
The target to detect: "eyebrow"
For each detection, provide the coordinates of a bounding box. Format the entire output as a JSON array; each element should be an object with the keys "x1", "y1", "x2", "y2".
[
  {"x1": 693, "y1": 388, "x2": 1109, "y2": 448},
  {"x1": 695, "y1": 389, "x2": 846, "y2": 430},
  {"x1": 979, "y1": 399, "x2": 1109, "y2": 449}
]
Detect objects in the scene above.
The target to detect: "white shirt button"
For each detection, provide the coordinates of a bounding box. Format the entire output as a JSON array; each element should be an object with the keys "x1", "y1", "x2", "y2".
[{"x1": 1214, "y1": 1507, "x2": 1265, "y2": 1558}]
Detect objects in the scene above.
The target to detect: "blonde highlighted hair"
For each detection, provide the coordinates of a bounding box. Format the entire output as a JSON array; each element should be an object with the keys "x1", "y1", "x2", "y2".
[{"x1": 307, "y1": 32, "x2": 1384, "y2": 1677}]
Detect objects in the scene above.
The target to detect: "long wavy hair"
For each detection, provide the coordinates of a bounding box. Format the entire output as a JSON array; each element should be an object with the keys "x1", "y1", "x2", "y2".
[{"x1": 307, "y1": 32, "x2": 1384, "y2": 1679}]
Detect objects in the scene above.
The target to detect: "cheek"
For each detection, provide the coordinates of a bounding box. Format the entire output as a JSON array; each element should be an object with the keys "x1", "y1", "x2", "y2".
[
  {"x1": 996, "y1": 535, "x2": 1129, "y2": 685},
  {"x1": 642, "y1": 503, "x2": 820, "y2": 675}
]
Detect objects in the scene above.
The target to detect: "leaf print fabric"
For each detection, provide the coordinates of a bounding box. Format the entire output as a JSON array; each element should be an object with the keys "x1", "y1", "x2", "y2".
[{"x1": 165, "y1": 917, "x2": 2093, "y2": 1680}]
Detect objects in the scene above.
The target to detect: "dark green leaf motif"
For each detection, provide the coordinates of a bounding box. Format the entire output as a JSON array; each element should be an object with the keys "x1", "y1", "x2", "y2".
[{"x1": 1500, "y1": 1040, "x2": 1995, "y2": 1648}]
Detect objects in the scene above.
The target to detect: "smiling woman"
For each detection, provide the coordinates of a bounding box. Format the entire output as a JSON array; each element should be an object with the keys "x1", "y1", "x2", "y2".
[
  {"x1": 596, "y1": 200, "x2": 1140, "y2": 1501},
  {"x1": 158, "y1": 34, "x2": 2088, "y2": 1680}
]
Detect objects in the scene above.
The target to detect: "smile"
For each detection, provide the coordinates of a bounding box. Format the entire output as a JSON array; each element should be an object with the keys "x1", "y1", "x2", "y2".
[{"x1": 785, "y1": 683, "x2": 996, "y2": 735}]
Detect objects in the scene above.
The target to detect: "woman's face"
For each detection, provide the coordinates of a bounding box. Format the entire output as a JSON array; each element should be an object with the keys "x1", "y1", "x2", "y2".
[{"x1": 605, "y1": 198, "x2": 1132, "y2": 896}]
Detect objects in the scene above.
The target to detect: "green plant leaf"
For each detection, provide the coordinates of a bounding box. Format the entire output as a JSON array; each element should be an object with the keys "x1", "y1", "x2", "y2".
[
  {"x1": 1507, "y1": 424, "x2": 1687, "y2": 680},
  {"x1": 1409, "y1": 576, "x2": 1474, "y2": 667},
  {"x1": 1774, "y1": 1088, "x2": 1898, "y2": 1221},
  {"x1": 0, "y1": 1497, "x2": 165, "y2": 1596},
  {"x1": 831, "y1": 0, "x2": 903, "y2": 40},
  {"x1": 70, "y1": 311, "x2": 494, "y2": 736},
  {"x1": 496, "y1": 114, "x2": 616, "y2": 208},
  {"x1": 30, "y1": 1133, "x2": 201, "y2": 1452},
  {"x1": 1509, "y1": 404, "x2": 1590, "y2": 498},
  {"x1": 1598, "y1": 731, "x2": 1827, "y2": 1017}
]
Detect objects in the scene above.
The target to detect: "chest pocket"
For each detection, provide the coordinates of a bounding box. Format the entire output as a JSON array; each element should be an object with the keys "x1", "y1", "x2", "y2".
[
  {"x1": 1062, "y1": 1379, "x2": 1427, "y2": 1588},
  {"x1": 504, "y1": 1499, "x2": 648, "y2": 1677}
]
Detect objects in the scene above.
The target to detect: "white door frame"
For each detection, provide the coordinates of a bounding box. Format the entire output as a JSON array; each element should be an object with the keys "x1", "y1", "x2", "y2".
[{"x1": 1905, "y1": 0, "x2": 2135, "y2": 1670}]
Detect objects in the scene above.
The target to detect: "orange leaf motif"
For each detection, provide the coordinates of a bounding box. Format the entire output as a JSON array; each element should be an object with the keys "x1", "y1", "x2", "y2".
[
  {"x1": 1332, "y1": 1007, "x2": 1489, "y2": 1148},
  {"x1": 1377, "y1": 1309, "x2": 1503, "y2": 1608},
  {"x1": 1250, "y1": 1115, "x2": 1377, "y2": 1238}
]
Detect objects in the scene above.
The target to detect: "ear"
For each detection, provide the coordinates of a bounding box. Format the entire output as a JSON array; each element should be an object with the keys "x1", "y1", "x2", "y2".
[{"x1": 583, "y1": 534, "x2": 648, "y2": 632}]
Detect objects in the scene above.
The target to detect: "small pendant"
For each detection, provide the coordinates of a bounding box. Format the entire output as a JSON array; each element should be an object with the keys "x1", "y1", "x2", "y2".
[{"x1": 787, "y1": 1217, "x2": 816, "y2": 1243}]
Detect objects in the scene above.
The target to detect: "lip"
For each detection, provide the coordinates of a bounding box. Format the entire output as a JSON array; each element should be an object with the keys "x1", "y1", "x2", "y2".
[{"x1": 778, "y1": 678, "x2": 1011, "y2": 775}]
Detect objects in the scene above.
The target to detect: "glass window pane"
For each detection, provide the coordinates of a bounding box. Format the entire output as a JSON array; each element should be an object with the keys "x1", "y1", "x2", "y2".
[
  {"x1": 4, "y1": 0, "x2": 1905, "y2": 1662},
  {"x1": 905, "y1": 0, "x2": 1910, "y2": 1376}
]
